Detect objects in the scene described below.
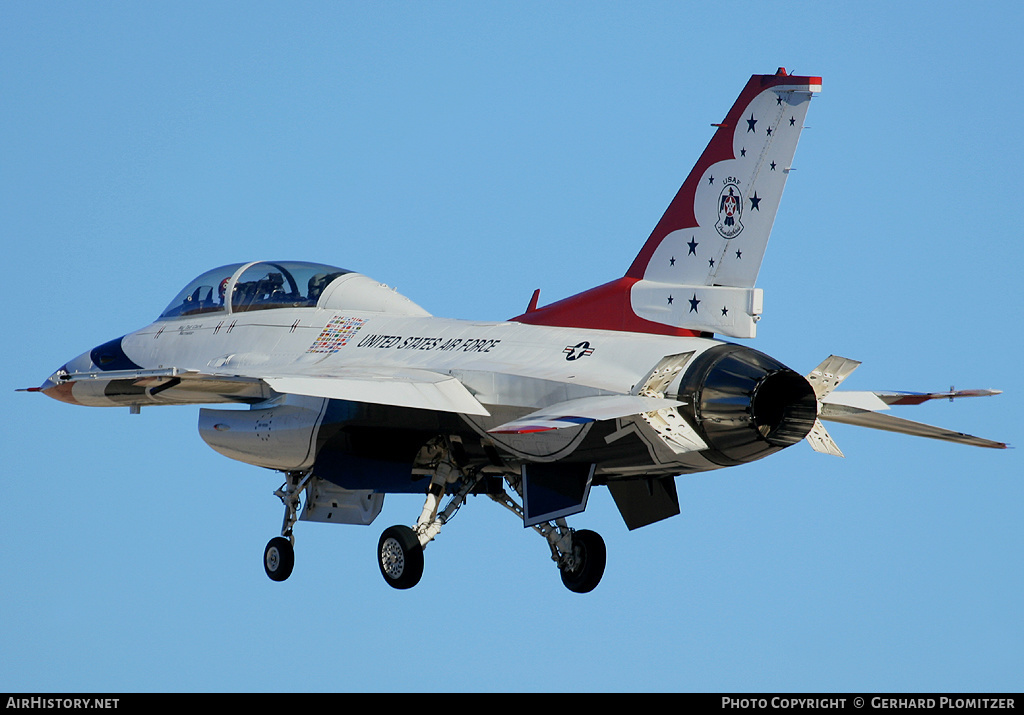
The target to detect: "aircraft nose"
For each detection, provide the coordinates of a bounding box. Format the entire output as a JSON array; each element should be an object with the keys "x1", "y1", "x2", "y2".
[
  {"x1": 27, "y1": 336, "x2": 144, "y2": 405},
  {"x1": 33, "y1": 350, "x2": 96, "y2": 404},
  {"x1": 36, "y1": 371, "x2": 74, "y2": 403}
]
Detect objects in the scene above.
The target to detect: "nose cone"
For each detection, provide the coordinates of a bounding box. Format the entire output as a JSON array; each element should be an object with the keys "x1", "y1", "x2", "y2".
[
  {"x1": 24, "y1": 334, "x2": 150, "y2": 407},
  {"x1": 36, "y1": 350, "x2": 97, "y2": 405},
  {"x1": 39, "y1": 373, "x2": 78, "y2": 404},
  {"x1": 31, "y1": 336, "x2": 143, "y2": 405}
]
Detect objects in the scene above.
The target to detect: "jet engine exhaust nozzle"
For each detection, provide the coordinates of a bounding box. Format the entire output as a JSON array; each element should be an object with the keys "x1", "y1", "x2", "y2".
[{"x1": 675, "y1": 344, "x2": 818, "y2": 466}]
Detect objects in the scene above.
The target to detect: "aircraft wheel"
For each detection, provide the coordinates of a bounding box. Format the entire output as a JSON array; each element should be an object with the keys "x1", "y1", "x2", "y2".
[
  {"x1": 560, "y1": 529, "x2": 606, "y2": 594},
  {"x1": 264, "y1": 536, "x2": 294, "y2": 582},
  {"x1": 378, "y1": 525, "x2": 424, "y2": 590}
]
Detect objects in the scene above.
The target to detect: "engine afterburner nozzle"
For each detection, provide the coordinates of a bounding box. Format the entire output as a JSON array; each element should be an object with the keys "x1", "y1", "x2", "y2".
[{"x1": 673, "y1": 344, "x2": 818, "y2": 466}]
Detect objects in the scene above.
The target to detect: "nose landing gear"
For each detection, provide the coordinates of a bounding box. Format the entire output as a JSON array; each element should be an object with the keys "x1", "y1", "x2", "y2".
[
  {"x1": 262, "y1": 470, "x2": 312, "y2": 583},
  {"x1": 263, "y1": 536, "x2": 294, "y2": 582}
]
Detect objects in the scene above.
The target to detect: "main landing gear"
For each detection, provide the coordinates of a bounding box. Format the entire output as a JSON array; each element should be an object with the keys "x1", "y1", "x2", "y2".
[
  {"x1": 487, "y1": 486, "x2": 606, "y2": 594},
  {"x1": 374, "y1": 444, "x2": 607, "y2": 593},
  {"x1": 374, "y1": 480, "x2": 606, "y2": 593}
]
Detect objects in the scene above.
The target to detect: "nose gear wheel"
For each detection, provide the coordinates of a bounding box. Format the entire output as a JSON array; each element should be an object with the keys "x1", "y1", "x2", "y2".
[{"x1": 264, "y1": 536, "x2": 294, "y2": 582}]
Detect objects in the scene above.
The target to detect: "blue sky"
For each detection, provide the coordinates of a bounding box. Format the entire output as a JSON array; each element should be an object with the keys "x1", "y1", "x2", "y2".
[{"x1": 3, "y1": 1, "x2": 1021, "y2": 693}]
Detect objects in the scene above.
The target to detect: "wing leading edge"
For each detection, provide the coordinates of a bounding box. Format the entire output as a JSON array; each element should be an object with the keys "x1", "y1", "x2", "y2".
[{"x1": 46, "y1": 364, "x2": 492, "y2": 416}]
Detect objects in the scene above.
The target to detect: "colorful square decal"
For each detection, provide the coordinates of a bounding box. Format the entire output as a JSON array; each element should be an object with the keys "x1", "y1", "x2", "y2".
[{"x1": 307, "y1": 315, "x2": 366, "y2": 353}]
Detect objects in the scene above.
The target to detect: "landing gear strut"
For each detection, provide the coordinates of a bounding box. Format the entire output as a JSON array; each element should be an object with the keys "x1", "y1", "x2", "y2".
[
  {"x1": 261, "y1": 446, "x2": 608, "y2": 592},
  {"x1": 263, "y1": 470, "x2": 312, "y2": 582},
  {"x1": 375, "y1": 440, "x2": 608, "y2": 593},
  {"x1": 376, "y1": 438, "x2": 480, "y2": 590},
  {"x1": 488, "y1": 485, "x2": 607, "y2": 594}
]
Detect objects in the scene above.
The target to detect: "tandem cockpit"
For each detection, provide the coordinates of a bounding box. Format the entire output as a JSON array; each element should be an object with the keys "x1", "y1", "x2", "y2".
[{"x1": 159, "y1": 261, "x2": 353, "y2": 319}]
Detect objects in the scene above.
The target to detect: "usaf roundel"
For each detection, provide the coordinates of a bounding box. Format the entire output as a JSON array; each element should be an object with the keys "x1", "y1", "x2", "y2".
[{"x1": 716, "y1": 182, "x2": 744, "y2": 239}]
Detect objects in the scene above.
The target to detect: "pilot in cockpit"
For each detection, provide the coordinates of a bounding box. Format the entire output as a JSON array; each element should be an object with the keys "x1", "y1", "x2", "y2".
[
  {"x1": 308, "y1": 273, "x2": 330, "y2": 303},
  {"x1": 308, "y1": 272, "x2": 344, "y2": 304}
]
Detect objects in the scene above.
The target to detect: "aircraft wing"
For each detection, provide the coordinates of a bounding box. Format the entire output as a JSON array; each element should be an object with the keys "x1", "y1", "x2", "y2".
[
  {"x1": 260, "y1": 369, "x2": 490, "y2": 416},
  {"x1": 47, "y1": 364, "x2": 492, "y2": 416},
  {"x1": 487, "y1": 394, "x2": 683, "y2": 434}
]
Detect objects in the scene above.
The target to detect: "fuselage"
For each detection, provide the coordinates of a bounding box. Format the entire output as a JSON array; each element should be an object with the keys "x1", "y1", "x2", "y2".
[{"x1": 40, "y1": 263, "x2": 818, "y2": 495}]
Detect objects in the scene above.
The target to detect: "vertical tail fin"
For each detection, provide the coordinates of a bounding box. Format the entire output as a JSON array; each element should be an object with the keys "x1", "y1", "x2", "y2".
[{"x1": 513, "y1": 69, "x2": 821, "y2": 338}]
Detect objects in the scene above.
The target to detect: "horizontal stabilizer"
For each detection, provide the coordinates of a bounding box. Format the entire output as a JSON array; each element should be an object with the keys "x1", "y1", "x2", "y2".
[
  {"x1": 804, "y1": 355, "x2": 1006, "y2": 454},
  {"x1": 263, "y1": 369, "x2": 490, "y2": 416},
  {"x1": 487, "y1": 394, "x2": 682, "y2": 434},
  {"x1": 820, "y1": 405, "x2": 1008, "y2": 450}
]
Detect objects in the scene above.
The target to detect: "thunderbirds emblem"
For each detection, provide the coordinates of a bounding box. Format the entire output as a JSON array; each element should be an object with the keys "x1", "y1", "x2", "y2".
[{"x1": 716, "y1": 181, "x2": 744, "y2": 239}]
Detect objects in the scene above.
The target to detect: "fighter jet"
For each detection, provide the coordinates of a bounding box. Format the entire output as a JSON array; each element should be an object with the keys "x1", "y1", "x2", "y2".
[{"x1": 24, "y1": 69, "x2": 1006, "y2": 592}]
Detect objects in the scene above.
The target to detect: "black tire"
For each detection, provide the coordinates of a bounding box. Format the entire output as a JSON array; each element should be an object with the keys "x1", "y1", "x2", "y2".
[
  {"x1": 264, "y1": 536, "x2": 294, "y2": 582},
  {"x1": 559, "y1": 529, "x2": 606, "y2": 593},
  {"x1": 378, "y1": 525, "x2": 424, "y2": 590}
]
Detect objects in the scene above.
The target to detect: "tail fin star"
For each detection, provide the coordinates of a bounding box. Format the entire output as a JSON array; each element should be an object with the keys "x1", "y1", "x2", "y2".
[{"x1": 513, "y1": 69, "x2": 821, "y2": 338}]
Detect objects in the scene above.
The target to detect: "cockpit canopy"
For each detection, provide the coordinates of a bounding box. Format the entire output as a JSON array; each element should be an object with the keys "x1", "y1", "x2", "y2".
[{"x1": 159, "y1": 261, "x2": 352, "y2": 319}]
